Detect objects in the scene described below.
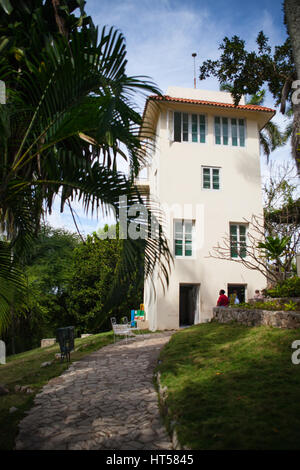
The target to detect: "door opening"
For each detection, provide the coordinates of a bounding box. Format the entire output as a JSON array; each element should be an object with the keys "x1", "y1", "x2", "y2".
[
  {"x1": 227, "y1": 284, "x2": 246, "y2": 304},
  {"x1": 179, "y1": 284, "x2": 200, "y2": 326}
]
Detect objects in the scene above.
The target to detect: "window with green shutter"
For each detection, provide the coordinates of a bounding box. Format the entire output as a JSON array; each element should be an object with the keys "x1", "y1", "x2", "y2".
[
  {"x1": 202, "y1": 167, "x2": 220, "y2": 190},
  {"x1": 174, "y1": 220, "x2": 194, "y2": 257},
  {"x1": 230, "y1": 224, "x2": 247, "y2": 258}
]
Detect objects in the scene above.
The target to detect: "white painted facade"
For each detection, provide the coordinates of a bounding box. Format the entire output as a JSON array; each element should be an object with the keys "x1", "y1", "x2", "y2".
[{"x1": 142, "y1": 87, "x2": 275, "y2": 331}]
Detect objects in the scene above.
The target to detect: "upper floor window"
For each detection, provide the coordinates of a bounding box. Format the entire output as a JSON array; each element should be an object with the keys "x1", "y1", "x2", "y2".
[
  {"x1": 214, "y1": 117, "x2": 245, "y2": 147},
  {"x1": 202, "y1": 167, "x2": 220, "y2": 190},
  {"x1": 173, "y1": 112, "x2": 206, "y2": 143},
  {"x1": 174, "y1": 220, "x2": 194, "y2": 257},
  {"x1": 230, "y1": 224, "x2": 247, "y2": 258}
]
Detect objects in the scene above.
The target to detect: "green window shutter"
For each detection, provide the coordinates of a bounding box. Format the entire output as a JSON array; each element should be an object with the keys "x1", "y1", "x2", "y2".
[
  {"x1": 214, "y1": 117, "x2": 221, "y2": 145},
  {"x1": 200, "y1": 115, "x2": 206, "y2": 143},
  {"x1": 231, "y1": 118, "x2": 237, "y2": 146},
  {"x1": 212, "y1": 169, "x2": 220, "y2": 189},
  {"x1": 239, "y1": 225, "x2": 247, "y2": 257},
  {"x1": 192, "y1": 114, "x2": 198, "y2": 142},
  {"x1": 175, "y1": 240, "x2": 183, "y2": 256},
  {"x1": 222, "y1": 118, "x2": 228, "y2": 145},
  {"x1": 174, "y1": 221, "x2": 183, "y2": 256},
  {"x1": 174, "y1": 112, "x2": 182, "y2": 142},
  {"x1": 183, "y1": 113, "x2": 189, "y2": 141},
  {"x1": 203, "y1": 168, "x2": 211, "y2": 189},
  {"x1": 185, "y1": 241, "x2": 192, "y2": 256},
  {"x1": 184, "y1": 222, "x2": 193, "y2": 256},
  {"x1": 239, "y1": 119, "x2": 245, "y2": 147},
  {"x1": 230, "y1": 224, "x2": 238, "y2": 258}
]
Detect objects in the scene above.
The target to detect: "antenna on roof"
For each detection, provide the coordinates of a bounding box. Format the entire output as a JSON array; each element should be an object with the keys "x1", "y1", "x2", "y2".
[{"x1": 192, "y1": 53, "x2": 197, "y2": 89}]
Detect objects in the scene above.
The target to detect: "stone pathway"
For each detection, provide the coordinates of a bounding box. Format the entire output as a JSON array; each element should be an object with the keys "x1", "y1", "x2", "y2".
[{"x1": 15, "y1": 332, "x2": 174, "y2": 450}]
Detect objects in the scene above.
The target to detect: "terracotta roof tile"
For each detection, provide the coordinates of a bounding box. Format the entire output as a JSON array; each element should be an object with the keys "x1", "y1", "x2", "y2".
[{"x1": 148, "y1": 94, "x2": 275, "y2": 113}]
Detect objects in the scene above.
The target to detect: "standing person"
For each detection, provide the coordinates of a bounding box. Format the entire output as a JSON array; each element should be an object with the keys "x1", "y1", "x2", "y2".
[
  {"x1": 233, "y1": 289, "x2": 240, "y2": 305},
  {"x1": 229, "y1": 290, "x2": 240, "y2": 305},
  {"x1": 217, "y1": 289, "x2": 229, "y2": 307}
]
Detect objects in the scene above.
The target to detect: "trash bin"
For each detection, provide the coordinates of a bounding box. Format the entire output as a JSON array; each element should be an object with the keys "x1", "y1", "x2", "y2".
[{"x1": 56, "y1": 326, "x2": 75, "y2": 362}]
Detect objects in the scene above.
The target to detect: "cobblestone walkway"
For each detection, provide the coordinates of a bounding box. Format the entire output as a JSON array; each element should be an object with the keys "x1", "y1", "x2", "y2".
[{"x1": 15, "y1": 332, "x2": 173, "y2": 450}]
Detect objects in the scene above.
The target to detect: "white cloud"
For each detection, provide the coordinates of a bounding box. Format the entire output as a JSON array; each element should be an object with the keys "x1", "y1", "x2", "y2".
[
  {"x1": 45, "y1": 1, "x2": 290, "y2": 233},
  {"x1": 45, "y1": 197, "x2": 117, "y2": 235}
]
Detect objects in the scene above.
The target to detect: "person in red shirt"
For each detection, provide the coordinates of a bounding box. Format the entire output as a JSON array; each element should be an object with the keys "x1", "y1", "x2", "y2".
[{"x1": 217, "y1": 289, "x2": 229, "y2": 307}]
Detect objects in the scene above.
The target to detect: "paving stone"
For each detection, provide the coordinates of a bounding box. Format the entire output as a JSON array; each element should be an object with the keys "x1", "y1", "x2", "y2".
[{"x1": 15, "y1": 332, "x2": 173, "y2": 450}]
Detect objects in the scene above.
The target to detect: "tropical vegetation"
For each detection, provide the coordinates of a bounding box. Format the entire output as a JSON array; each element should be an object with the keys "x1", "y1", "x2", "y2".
[
  {"x1": 1, "y1": 224, "x2": 145, "y2": 355},
  {"x1": 0, "y1": 0, "x2": 171, "y2": 335},
  {"x1": 266, "y1": 276, "x2": 300, "y2": 298},
  {"x1": 199, "y1": 0, "x2": 300, "y2": 172}
]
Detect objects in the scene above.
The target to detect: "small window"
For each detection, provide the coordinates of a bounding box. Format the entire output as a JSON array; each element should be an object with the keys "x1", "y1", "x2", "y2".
[
  {"x1": 230, "y1": 224, "x2": 247, "y2": 258},
  {"x1": 202, "y1": 167, "x2": 220, "y2": 190},
  {"x1": 174, "y1": 220, "x2": 194, "y2": 257}
]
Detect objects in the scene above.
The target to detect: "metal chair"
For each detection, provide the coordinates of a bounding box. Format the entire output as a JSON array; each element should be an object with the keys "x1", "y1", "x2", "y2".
[{"x1": 110, "y1": 317, "x2": 137, "y2": 343}]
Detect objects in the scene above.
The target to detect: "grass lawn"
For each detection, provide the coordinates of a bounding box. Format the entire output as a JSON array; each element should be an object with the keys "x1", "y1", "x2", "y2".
[
  {"x1": 0, "y1": 331, "x2": 119, "y2": 450},
  {"x1": 157, "y1": 321, "x2": 300, "y2": 450}
]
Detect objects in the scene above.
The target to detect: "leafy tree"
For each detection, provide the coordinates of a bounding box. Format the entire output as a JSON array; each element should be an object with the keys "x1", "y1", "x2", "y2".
[
  {"x1": 67, "y1": 228, "x2": 144, "y2": 333},
  {"x1": 199, "y1": 0, "x2": 300, "y2": 172},
  {"x1": 0, "y1": 0, "x2": 172, "y2": 332},
  {"x1": 2, "y1": 224, "x2": 80, "y2": 353},
  {"x1": 209, "y1": 164, "x2": 300, "y2": 285}
]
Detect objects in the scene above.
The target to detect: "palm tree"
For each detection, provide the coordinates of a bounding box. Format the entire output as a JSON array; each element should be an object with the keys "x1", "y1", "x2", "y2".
[
  {"x1": 284, "y1": 0, "x2": 300, "y2": 173},
  {"x1": 247, "y1": 90, "x2": 286, "y2": 163},
  {"x1": 0, "y1": 4, "x2": 172, "y2": 333}
]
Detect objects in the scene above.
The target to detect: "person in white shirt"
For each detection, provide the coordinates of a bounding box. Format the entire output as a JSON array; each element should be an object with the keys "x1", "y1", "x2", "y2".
[{"x1": 253, "y1": 289, "x2": 264, "y2": 301}]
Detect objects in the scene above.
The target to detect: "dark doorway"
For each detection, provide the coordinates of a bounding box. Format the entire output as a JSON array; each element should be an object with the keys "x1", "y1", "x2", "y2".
[
  {"x1": 227, "y1": 284, "x2": 246, "y2": 303},
  {"x1": 179, "y1": 284, "x2": 199, "y2": 326}
]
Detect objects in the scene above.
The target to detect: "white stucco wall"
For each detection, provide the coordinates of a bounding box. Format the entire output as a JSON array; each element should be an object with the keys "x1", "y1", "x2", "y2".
[{"x1": 144, "y1": 88, "x2": 270, "y2": 330}]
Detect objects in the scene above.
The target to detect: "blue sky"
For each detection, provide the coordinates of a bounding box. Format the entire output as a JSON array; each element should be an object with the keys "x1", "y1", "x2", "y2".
[{"x1": 46, "y1": 0, "x2": 295, "y2": 234}]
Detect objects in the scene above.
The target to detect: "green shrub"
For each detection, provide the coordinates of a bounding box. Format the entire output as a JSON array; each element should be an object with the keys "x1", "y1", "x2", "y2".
[
  {"x1": 283, "y1": 301, "x2": 298, "y2": 311},
  {"x1": 232, "y1": 300, "x2": 285, "y2": 311},
  {"x1": 266, "y1": 276, "x2": 300, "y2": 298}
]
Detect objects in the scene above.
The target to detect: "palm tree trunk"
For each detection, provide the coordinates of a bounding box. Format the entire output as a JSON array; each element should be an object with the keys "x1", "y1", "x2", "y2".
[
  {"x1": 10, "y1": 306, "x2": 15, "y2": 355},
  {"x1": 284, "y1": 0, "x2": 300, "y2": 173}
]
